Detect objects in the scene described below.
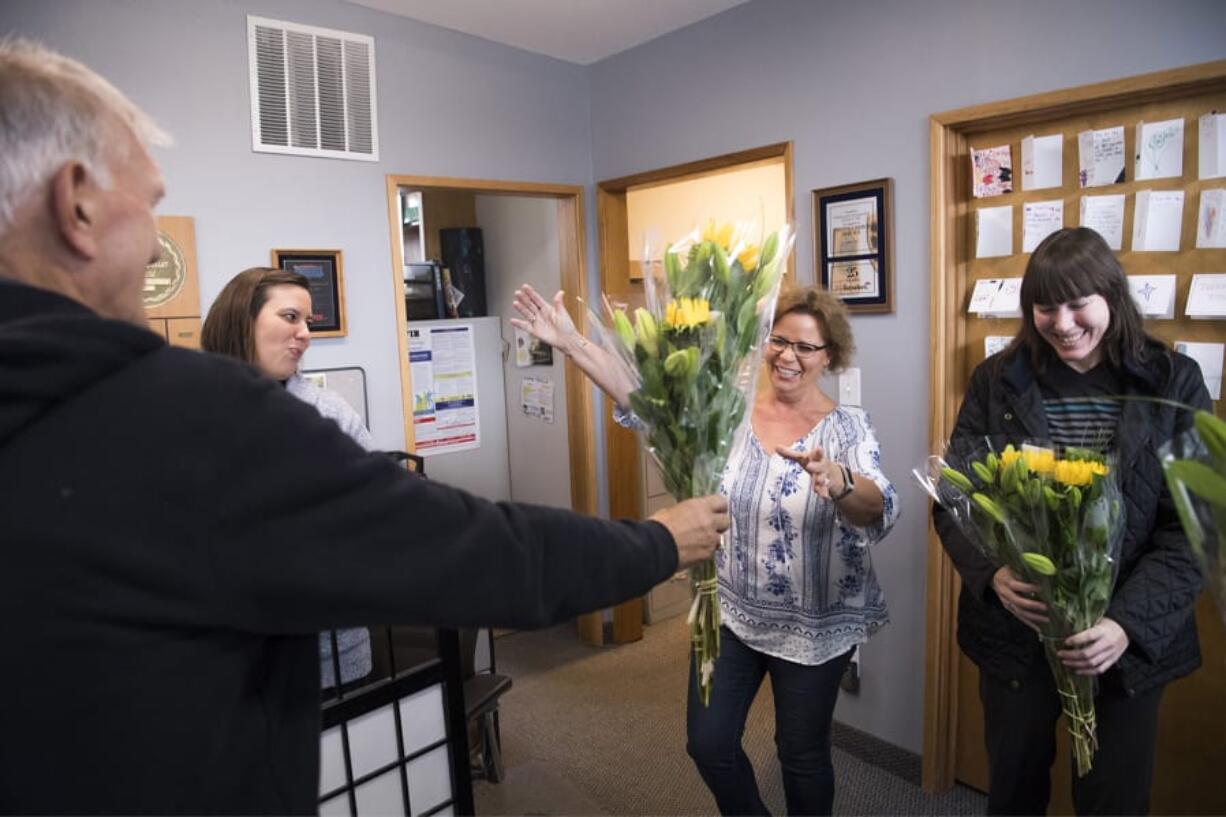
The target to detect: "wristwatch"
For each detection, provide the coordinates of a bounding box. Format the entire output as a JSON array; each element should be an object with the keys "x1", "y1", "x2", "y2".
[{"x1": 831, "y1": 464, "x2": 855, "y2": 502}]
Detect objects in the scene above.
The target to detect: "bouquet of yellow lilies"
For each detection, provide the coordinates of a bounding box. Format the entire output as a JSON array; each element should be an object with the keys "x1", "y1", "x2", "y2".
[
  {"x1": 1160, "y1": 410, "x2": 1226, "y2": 627},
  {"x1": 591, "y1": 221, "x2": 793, "y2": 705},
  {"x1": 915, "y1": 439, "x2": 1124, "y2": 777}
]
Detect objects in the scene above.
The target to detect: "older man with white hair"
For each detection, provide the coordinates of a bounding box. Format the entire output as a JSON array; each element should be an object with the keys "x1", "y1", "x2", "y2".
[{"x1": 0, "y1": 40, "x2": 728, "y2": 814}]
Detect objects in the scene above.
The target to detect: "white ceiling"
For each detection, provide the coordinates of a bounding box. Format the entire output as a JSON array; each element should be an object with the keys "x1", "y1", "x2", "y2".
[{"x1": 343, "y1": 0, "x2": 751, "y2": 65}]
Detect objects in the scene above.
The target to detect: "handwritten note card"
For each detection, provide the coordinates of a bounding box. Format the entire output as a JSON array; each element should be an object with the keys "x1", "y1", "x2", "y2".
[
  {"x1": 1132, "y1": 190, "x2": 1184, "y2": 252},
  {"x1": 1197, "y1": 188, "x2": 1226, "y2": 249},
  {"x1": 1185, "y1": 274, "x2": 1226, "y2": 319},
  {"x1": 972, "y1": 145, "x2": 1014, "y2": 198},
  {"x1": 1134, "y1": 118, "x2": 1184, "y2": 181},
  {"x1": 968, "y1": 278, "x2": 1022, "y2": 318},
  {"x1": 1200, "y1": 113, "x2": 1226, "y2": 180},
  {"x1": 976, "y1": 206, "x2": 1013, "y2": 258},
  {"x1": 1174, "y1": 341, "x2": 1224, "y2": 399},
  {"x1": 1022, "y1": 134, "x2": 1063, "y2": 190},
  {"x1": 1023, "y1": 200, "x2": 1064, "y2": 252},
  {"x1": 1080, "y1": 194, "x2": 1126, "y2": 250},
  {"x1": 1127, "y1": 274, "x2": 1176, "y2": 319},
  {"x1": 1078, "y1": 126, "x2": 1125, "y2": 188}
]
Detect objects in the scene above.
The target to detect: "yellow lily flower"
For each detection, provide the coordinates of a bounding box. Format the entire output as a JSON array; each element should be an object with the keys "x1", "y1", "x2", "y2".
[
  {"x1": 1053, "y1": 459, "x2": 1095, "y2": 487},
  {"x1": 1022, "y1": 445, "x2": 1057, "y2": 475},
  {"x1": 701, "y1": 221, "x2": 735, "y2": 252},
  {"x1": 665, "y1": 297, "x2": 712, "y2": 330},
  {"x1": 736, "y1": 243, "x2": 760, "y2": 271}
]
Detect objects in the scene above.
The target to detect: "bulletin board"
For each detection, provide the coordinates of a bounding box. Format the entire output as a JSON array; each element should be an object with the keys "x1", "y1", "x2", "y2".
[{"x1": 925, "y1": 60, "x2": 1226, "y2": 813}]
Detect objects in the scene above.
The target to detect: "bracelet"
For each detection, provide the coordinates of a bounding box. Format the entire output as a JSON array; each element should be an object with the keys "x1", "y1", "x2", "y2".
[{"x1": 830, "y1": 464, "x2": 855, "y2": 502}]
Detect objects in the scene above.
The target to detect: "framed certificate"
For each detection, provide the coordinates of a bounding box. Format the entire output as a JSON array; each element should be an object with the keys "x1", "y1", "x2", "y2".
[
  {"x1": 813, "y1": 178, "x2": 894, "y2": 314},
  {"x1": 271, "y1": 249, "x2": 347, "y2": 337}
]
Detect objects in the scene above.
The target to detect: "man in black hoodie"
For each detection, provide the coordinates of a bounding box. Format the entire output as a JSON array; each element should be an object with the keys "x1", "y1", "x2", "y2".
[{"x1": 0, "y1": 41, "x2": 729, "y2": 814}]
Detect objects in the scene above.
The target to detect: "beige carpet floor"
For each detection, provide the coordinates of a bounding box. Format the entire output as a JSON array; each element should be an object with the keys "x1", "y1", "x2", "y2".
[{"x1": 473, "y1": 615, "x2": 985, "y2": 816}]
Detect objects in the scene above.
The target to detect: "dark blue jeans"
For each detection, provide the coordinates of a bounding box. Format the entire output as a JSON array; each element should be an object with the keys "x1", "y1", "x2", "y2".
[{"x1": 686, "y1": 626, "x2": 852, "y2": 816}]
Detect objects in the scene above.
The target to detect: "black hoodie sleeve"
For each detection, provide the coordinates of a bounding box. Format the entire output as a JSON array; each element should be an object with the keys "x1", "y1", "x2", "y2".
[{"x1": 187, "y1": 359, "x2": 677, "y2": 633}]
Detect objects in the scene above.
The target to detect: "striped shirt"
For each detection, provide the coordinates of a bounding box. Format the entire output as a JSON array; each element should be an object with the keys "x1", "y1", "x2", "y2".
[{"x1": 1037, "y1": 361, "x2": 1123, "y2": 452}]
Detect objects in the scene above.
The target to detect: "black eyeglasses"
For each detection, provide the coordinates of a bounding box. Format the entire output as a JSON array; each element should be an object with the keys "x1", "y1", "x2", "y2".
[{"x1": 768, "y1": 335, "x2": 829, "y2": 358}]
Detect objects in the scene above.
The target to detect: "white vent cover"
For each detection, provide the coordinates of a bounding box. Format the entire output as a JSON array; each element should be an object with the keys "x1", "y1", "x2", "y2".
[{"x1": 247, "y1": 16, "x2": 378, "y2": 161}]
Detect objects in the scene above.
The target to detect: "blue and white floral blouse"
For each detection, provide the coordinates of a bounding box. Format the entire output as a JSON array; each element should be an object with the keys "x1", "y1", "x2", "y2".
[{"x1": 717, "y1": 405, "x2": 898, "y2": 666}]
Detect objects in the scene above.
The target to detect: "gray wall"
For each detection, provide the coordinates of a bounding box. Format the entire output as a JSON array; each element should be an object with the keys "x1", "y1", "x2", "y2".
[
  {"x1": 476, "y1": 194, "x2": 573, "y2": 509},
  {"x1": 0, "y1": 0, "x2": 593, "y2": 454},
  {"x1": 588, "y1": 0, "x2": 1226, "y2": 751}
]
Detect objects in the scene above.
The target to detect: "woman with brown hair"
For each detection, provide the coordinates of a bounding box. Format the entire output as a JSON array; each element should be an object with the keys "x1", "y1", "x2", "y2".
[
  {"x1": 935, "y1": 227, "x2": 1210, "y2": 814},
  {"x1": 202, "y1": 266, "x2": 373, "y2": 688},
  {"x1": 512, "y1": 282, "x2": 898, "y2": 815}
]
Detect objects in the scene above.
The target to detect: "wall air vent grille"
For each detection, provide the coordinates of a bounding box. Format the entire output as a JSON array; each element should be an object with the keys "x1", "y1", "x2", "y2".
[{"x1": 247, "y1": 16, "x2": 378, "y2": 161}]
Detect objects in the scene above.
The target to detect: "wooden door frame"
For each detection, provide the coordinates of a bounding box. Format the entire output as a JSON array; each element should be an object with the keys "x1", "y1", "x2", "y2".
[
  {"x1": 593, "y1": 142, "x2": 794, "y2": 643},
  {"x1": 383, "y1": 174, "x2": 596, "y2": 522},
  {"x1": 923, "y1": 59, "x2": 1226, "y2": 792}
]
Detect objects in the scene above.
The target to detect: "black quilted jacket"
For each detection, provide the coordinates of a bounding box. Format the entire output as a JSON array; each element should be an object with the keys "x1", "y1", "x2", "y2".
[{"x1": 934, "y1": 340, "x2": 1210, "y2": 695}]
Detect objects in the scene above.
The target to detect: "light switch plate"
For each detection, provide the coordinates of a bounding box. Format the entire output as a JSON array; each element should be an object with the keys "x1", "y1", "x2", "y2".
[{"x1": 839, "y1": 367, "x2": 861, "y2": 406}]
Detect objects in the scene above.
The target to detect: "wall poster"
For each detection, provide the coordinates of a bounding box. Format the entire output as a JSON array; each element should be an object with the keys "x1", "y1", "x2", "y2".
[{"x1": 409, "y1": 323, "x2": 480, "y2": 455}]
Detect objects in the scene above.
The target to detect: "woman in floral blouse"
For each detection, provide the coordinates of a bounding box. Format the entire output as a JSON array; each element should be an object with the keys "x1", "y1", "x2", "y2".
[{"x1": 512, "y1": 283, "x2": 898, "y2": 816}]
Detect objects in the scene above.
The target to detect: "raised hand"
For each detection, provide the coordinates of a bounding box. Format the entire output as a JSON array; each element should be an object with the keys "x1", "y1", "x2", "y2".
[{"x1": 510, "y1": 284, "x2": 577, "y2": 351}]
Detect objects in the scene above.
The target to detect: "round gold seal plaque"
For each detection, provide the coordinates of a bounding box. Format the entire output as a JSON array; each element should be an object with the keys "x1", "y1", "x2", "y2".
[{"x1": 143, "y1": 231, "x2": 187, "y2": 309}]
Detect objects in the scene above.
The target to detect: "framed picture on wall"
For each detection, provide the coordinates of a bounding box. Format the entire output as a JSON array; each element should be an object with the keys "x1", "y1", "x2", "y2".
[
  {"x1": 271, "y1": 249, "x2": 347, "y2": 337},
  {"x1": 813, "y1": 178, "x2": 894, "y2": 314}
]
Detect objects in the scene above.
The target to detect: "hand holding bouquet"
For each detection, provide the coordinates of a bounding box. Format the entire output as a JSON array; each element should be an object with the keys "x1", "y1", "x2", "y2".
[{"x1": 916, "y1": 440, "x2": 1124, "y2": 776}]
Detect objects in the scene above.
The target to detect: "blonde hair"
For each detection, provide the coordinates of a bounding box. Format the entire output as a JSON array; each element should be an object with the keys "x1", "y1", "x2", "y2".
[{"x1": 0, "y1": 38, "x2": 171, "y2": 237}]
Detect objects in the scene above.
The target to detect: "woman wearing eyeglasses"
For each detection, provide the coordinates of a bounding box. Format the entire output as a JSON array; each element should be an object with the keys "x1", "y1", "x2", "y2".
[{"x1": 511, "y1": 283, "x2": 898, "y2": 816}]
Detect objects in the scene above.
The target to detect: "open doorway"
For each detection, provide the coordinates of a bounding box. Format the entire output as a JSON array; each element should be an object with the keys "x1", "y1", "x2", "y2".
[
  {"x1": 383, "y1": 175, "x2": 595, "y2": 518},
  {"x1": 593, "y1": 142, "x2": 794, "y2": 642}
]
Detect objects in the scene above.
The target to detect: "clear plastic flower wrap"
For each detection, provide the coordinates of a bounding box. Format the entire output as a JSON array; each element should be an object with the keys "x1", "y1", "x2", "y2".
[
  {"x1": 587, "y1": 221, "x2": 794, "y2": 705},
  {"x1": 1160, "y1": 410, "x2": 1226, "y2": 627},
  {"x1": 915, "y1": 437, "x2": 1125, "y2": 777}
]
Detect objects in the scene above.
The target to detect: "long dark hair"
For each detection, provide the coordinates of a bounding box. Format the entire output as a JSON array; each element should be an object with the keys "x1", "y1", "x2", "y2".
[
  {"x1": 1009, "y1": 227, "x2": 1151, "y2": 371},
  {"x1": 201, "y1": 266, "x2": 310, "y2": 364}
]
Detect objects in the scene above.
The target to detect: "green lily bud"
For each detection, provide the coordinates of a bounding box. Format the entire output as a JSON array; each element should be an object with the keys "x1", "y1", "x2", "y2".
[
  {"x1": 711, "y1": 244, "x2": 731, "y2": 285},
  {"x1": 664, "y1": 246, "x2": 682, "y2": 291},
  {"x1": 634, "y1": 308, "x2": 658, "y2": 356},
  {"x1": 940, "y1": 467, "x2": 974, "y2": 493},
  {"x1": 664, "y1": 348, "x2": 691, "y2": 378},
  {"x1": 758, "y1": 231, "x2": 779, "y2": 273},
  {"x1": 1001, "y1": 458, "x2": 1018, "y2": 493},
  {"x1": 1022, "y1": 552, "x2": 1057, "y2": 576},
  {"x1": 972, "y1": 492, "x2": 1007, "y2": 524},
  {"x1": 612, "y1": 309, "x2": 635, "y2": 352},
  {"x1": 985, "y1": 452, "x2": 999, "y2": 472},
  {"x1": 1026, "y1": 478, "x2": 1043, "y2": 507},
  {"x1": 1068, "y1": 485, "x2": 1082, "y2": 510},
  {"x1": 972, "y1": 461, "x2": 994, "y2": 485},
  {"x1": 1043, "y1": 485, "x2": 1061, "y2": 512},
  {"x1": 686, "y1": 346, "x2": 701, "y2": 379}
]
